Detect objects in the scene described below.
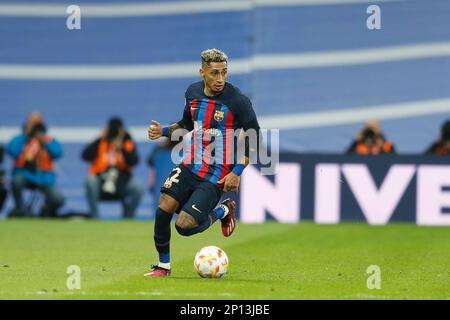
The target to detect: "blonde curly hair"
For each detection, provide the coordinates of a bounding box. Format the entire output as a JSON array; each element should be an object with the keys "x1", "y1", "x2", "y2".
[{"x1": 201, "y1": 48, "x2": 228, "y2": 65}]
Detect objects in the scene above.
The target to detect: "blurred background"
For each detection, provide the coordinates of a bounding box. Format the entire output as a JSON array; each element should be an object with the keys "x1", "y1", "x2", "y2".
[{"x1": 0, "y1": 0, "x2": 449, "y2": 219}]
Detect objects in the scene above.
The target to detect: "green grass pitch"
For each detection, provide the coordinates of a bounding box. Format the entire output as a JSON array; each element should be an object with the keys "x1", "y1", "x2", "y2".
[{"x1": 1, "y1": 219, "x2": 450, "y2": 299}]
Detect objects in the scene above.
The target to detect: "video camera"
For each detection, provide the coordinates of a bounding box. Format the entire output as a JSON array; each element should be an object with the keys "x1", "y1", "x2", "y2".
[
  {"x1": 361, "y1": 128, "x2": 377, "y2": 145},
  {"x1": 23, "y1": 123, "x2": 46, "y2": 171},
  {"x1": 28, "y1": 122, "x2": 47, "y2": 138},
  {"x1": 106, "y1": 118, "x2": 123, "y2": 141}
]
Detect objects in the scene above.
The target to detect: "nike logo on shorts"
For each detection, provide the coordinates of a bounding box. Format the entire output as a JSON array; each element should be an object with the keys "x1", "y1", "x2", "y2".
[{"x1": 191, "y1": 204, "x2": 202, "y2": 213}]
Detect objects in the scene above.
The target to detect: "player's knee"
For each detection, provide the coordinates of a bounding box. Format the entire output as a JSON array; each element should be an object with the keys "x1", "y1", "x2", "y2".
[
  {"x1": 175, "y1": 223, "x2": 192, "y2": 237},
  {"x1": 158, "y1": 193, "x2": 178, "y2": 213},
  {"x1": 175, "y1": 217, "x2": 194, "y2": 229},
  {"x1": 175, "y1": 213, "x2": 197, "y2": 236}
]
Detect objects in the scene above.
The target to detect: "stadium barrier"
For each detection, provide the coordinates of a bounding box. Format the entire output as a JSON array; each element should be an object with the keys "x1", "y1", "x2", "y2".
[{"x1": 240, "y1": 153, "x2": 450, "y2": 226}]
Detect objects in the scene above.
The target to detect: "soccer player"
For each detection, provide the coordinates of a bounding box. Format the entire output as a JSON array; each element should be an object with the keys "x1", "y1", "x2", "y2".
[{"x1": 145, "y1": 49, "x2": 260, "y2": 276}]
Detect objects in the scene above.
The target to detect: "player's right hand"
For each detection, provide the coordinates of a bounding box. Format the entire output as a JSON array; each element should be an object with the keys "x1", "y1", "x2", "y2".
[{"x1": 148, "y1": 120, "x2": 163, "y2": 140}]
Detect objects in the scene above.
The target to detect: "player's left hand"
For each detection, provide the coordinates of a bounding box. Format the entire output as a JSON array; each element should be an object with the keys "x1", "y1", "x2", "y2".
[
  {"x1": 218, "y1": 172, "x2": 240, "y2": 193},
  {"x1": 148, "y1": 120, "x2": 163, "y2": 140}
]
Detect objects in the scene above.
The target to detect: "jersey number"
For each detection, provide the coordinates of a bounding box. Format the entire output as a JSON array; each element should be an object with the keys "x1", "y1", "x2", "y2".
[{"x1": 164, "y1": 167, "x2": 181, "y2": 189}]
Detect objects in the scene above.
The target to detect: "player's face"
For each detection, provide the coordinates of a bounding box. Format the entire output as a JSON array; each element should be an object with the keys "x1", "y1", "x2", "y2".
[{"x1": 200, "y1": 62, "x2": 228, "y2": 95}]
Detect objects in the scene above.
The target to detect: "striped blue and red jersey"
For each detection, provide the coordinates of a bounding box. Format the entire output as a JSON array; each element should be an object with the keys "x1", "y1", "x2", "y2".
[{"x1": 178, "y1": 81, "x2": 259, "y2": 186}]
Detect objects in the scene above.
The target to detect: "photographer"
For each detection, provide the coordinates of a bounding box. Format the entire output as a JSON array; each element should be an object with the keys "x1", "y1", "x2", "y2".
[
  {"x1": 425, "y1": 120, "x2": 450, "y2": 155},
  {"x1": 81, "y1": 117, "x2": 143, "y2": 219},
  {"x1": 7, "y1": 112, "x2": 65, "y2": 217},
  {"x1": 346, "y1": 119, "x2": 396, "y2": 155},
  {"x1": 0, "y1": 144, "x2": 7, "y2": 213}
]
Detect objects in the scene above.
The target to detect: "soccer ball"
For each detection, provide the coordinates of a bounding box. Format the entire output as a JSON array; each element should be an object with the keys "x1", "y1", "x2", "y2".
[{"x1": 194, "y1": 246, "x2": 229, "y2": 278}]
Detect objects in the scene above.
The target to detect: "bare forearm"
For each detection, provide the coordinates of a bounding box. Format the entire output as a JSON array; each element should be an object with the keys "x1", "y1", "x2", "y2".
[{"x1": 236, "y1": 156, "x2": 250, "y2": 166}]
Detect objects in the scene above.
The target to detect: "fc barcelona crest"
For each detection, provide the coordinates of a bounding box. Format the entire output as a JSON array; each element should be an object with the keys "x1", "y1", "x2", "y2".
[{"x1": 214, "y1": 110, "x2": 224, "y2": 122}]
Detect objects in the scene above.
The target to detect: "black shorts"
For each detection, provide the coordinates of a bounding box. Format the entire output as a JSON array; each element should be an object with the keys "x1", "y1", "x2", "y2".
[{"x1": 160, "y1": 165, "x2": 222, "y2": 224}]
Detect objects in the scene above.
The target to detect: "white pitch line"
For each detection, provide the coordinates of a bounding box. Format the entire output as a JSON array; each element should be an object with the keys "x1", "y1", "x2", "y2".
[
  {"x1": 1, "y1": 97, "x2": 449, "y2": 143},
  {"x1": 0, "y1": 0, "x2": 403, "y2": 17},
  {"x1": 17, "y1": 291, "x2": 237, "y2": 297},
  {"x1": 0, "y1": 41, "x2": 449, "y2": 80}
]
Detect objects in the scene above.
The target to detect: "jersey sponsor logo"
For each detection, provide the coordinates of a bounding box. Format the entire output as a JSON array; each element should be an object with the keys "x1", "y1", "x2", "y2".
[
  {"x1": 194, "y1": 124, "x2": 222, "y2": 137},
  {"x1": 203, "y1": 128, "x2": 222, "y2": 136},
  {"x1": 214, "y1": 110, "x2": 224, "y2": 122}
]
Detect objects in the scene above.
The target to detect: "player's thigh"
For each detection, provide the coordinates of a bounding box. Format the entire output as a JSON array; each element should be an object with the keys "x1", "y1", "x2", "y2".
[
  {"x1": 158, "y1": 193, "x2": 179, "y2": 213},
  {"x1": 182, "y1": 181, "x2": 222, "y2": 225},
  {"x1": 159, "y1": 166, "x2": 195, "y2": 213}
]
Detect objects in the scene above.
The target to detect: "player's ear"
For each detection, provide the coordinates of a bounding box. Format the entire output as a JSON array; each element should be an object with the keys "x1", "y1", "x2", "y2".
[{"x1": 199, "y1": 68, "x2": 204, "y2": 77}]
